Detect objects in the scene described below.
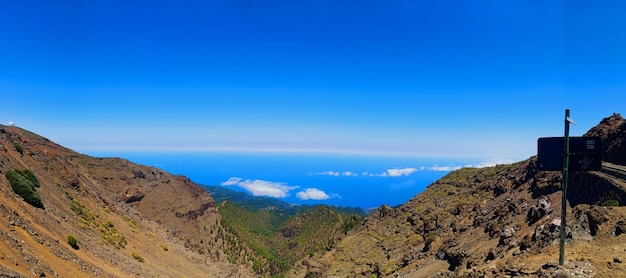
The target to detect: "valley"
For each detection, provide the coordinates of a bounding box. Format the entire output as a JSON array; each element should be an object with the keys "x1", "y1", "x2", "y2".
[{"x1": 0, "y1": 113, "x2": 625, "y2": 277}]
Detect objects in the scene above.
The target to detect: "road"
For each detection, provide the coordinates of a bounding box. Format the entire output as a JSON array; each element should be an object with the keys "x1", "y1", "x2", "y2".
[{"x1": 601, "y1": 162, "x2": 626, "y2": 181}]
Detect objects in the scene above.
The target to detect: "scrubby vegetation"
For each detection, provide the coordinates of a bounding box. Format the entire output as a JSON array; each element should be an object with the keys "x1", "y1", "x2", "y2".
[
  {"x1": 602, "y1": 199, "x2": 619, "y2": 207},
  {"x1": 205, "y1": 185, "x2": 366, "y2": 276},
  {"x1": 132, "y1": 252, "x2": 145, "y2": 262},
  {"x1": 13, "y1": 142, "x2": 23, "y2": 154},
  {"x1": 5, "y1": 169, "x2": 44, "y2": 208},
  {"x1": 68, "y1": 193, "x2": 127, "y2": 248},
  {"x1": 67, "y1": 235, "x2": 79, "y2": 250},
  {"x1": 218, "y1": 201, "x2": 363, "y2": 276}
]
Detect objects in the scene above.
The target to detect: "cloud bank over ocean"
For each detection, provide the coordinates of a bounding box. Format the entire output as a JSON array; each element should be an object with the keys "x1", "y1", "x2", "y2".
[
  {"x1": 221, "y1": 177, "x2": 299, "y2": 198},
  {"x1": 220, "y1": 159, "x2": 515, "y2": 204},
  {"x1": 222, "y1": 177, "x2": 339, "y2": 200},
  {"x1": 314, "y1": 167, "x2": 419, "y2": 177},
  {"x1": 312, "y1": 160, "x2": 515, "y2": 178},
  {"x1": 112, "y1": 151, "x2": 515, "y2": 208}
]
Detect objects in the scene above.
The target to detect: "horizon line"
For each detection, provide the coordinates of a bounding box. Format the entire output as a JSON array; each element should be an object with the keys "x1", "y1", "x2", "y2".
[{"x1": 73, "y1": 145, "x2": 525, "y2": 163}]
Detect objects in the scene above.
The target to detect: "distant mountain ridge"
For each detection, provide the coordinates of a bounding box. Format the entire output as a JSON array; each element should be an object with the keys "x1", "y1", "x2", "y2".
[
  {"x1": 203, "y1": 184, "x2": 364, "y2": 275},
  {"x1": 203, "y1": 184, "x2": 367, "y2": 216}
]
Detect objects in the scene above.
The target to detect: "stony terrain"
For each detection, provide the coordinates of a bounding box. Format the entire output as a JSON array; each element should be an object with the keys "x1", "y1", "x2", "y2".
[
  {"x1": 296, "y1": 113, "x2": 626, "y2": 277},
  {"x1": 1, "y1": 113, "x2": 624, "y2": 278},
  {"x1": 0, "y1": 125, "x2": 255, "y2": 277}
]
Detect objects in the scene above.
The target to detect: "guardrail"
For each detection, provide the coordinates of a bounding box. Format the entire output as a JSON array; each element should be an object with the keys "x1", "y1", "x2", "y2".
[{"x1": 601, "y1": 162, "x2": 626, "y2": 181}]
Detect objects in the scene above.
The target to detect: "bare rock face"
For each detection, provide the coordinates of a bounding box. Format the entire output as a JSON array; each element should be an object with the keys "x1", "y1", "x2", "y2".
[
  {"x1": 550, "y1": 260, "x2": 596, "y2": 277},
  {"x1": 532, "y1": 220, "x2": 561, "y2": 248},
  {"x1": 586, "y1": 206, "x2": 610, "y2": 236},
  {"x1": 613, "y1": 219, "x2": 626, "y2": 236},
  {"x1": 585, "y1": 113, "x2": 626, "y2": 165},
  {"x1": 527, "y1": 196, "x2": 551, "y2": 224},
  {"x1": 122, "y1": 186, "x2": 145, "y2": 203}
]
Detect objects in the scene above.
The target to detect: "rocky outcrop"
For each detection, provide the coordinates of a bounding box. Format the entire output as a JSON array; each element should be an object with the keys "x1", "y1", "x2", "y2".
[
  {"x1": 122, "y1": 186, "x2": 145, "y2": 202},
  {"x1": 315, "y1": 113, "x2": 626, "y2": 277},
  {"x1": 527, "y1": 196, "x2": 551, "y2": 224},
  {"x1": 585, "y1": 113, "x2": 626, "y2": 165}
]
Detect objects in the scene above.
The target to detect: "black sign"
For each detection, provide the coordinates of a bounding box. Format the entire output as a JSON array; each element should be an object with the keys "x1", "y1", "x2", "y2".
[{"x1": 537, "y1": 137, "x2": 602, "y2": 171}]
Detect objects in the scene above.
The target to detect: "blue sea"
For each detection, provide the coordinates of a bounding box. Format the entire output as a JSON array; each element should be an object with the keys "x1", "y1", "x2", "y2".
[{"x1": 84, "y1": 151, "x2": 478, "y2": 210}]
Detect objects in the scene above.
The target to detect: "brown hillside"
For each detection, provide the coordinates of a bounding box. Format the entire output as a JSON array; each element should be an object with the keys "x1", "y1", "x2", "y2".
[
  {"x1": 0, "y1": 125, "x2": 254, "y2": 277},
  {"x1": 585, "y1": 113, "x2": 626, "y2": 165},
  {"x1": 314, "y1": 114, "x2": 626, "y2": 277}
]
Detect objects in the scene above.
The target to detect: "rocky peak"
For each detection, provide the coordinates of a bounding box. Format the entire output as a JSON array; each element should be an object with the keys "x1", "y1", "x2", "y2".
[{"x1": 585, "y1": 113, "x2": 626, "y2": 164}]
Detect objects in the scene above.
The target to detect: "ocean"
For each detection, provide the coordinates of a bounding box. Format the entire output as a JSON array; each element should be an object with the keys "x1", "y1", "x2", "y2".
[{"x1": 83, "y1": 151, "x2": 477, "y2": 210}]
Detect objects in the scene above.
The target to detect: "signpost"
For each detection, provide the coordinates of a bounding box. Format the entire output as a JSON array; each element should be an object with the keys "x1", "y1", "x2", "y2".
[
  {"x1": 538, "y1": 137, "x2": 602, "y2": 171},
  {"x1": 536, "y1": 109, "x2": 602, "y2": 266}
]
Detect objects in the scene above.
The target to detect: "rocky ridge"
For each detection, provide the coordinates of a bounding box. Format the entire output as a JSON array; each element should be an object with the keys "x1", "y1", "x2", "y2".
[
  {"x1": 1, "y1": 113, "x2": 625, "y2": 277},
  {"x1": 0, "y1": 125, "x2": 255, "y2": 277},
  {"x1": 301, "y1": 113, "x2": 626, "y2": 277}
]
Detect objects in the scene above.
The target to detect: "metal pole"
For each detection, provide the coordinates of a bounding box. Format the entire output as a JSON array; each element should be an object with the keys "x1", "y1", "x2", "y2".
[{"x1": 559, "y1": 109, "x2": 571, "y2": 266}]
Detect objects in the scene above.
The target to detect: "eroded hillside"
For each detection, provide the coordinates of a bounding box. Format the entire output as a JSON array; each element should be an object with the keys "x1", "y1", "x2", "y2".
[
  {"x1": 584, "y1": 113, "x2": 626, "y2": 165},
  {"x1": 0, "y1": 125, "x2": 254, "y2": 277},
  {"x1": 1, "y1": 113, "x2": 624, "y2": 277},
  {"x1": 308, "y1": 114, "x2": 626, "y2": 277}
]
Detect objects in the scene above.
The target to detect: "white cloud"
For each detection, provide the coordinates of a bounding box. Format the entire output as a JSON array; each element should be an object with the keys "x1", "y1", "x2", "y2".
[
  {"x1": 221, "y1": 177, "x2": 242, "y2": 186},
  {"x1": 415, "y1": 159, "x2": 516, "y2": 172},
  {"x1": 385, "y1": 167, "x2": 418, "y2": 177},
  {"x1": 363, "y1": 167, "x2": 421, "y2": 177},
  {"x1": 369, "y1": 167, "x2": 419, "y2": 177},
  {"x1": 342, "y1": 171, "x2": 358, "y2": 177},
  {"x1": 315, "y1": 171, "x2": 340, "y2": 176},
  {"x1": 314, "y1": 171, "x2": 358, "y2": 177},
  {"x1": 221, "y1": 177, "x2": 299, "y2": 198},
  {"x1": 296, "y1": 188, "x2": 340, "y2": 200},
  {"x1": 314, "y1": 163, "x2": 512, "y2": 178},
  {"x1": 421, "y1": 166, "x2": 463, "y2": 171},
  {"x1": 316, "y1": 168, "x2": 420, "y2": 177},
  {"x1": 464, "y1": 159, "x2": 515, "y2": 168}
]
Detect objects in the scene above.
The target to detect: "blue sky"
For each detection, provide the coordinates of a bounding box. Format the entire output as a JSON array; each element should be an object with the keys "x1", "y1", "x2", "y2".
[{"x1": 1, "y1": 1, "x2": 625, "y2": 161}]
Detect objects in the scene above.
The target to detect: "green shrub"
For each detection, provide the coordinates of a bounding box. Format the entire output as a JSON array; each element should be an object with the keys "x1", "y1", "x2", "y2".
[
  {"x1": 102, "y1": 232, "x2": 127, "y2": 249},
  {"x1": 67, "y1": 235, "x2": 79, "y2": 249},
  {"x1": 132, "y1": 252, "x2": 145, "y2": 262},
  {"x1": 426, "y1": 233, "x2": 437, "y2": 243},
  {"x1": 5, "y1": 169, "x2": 44, "y2": 208},
  {"x1": 602, "y1": 200, "x2": 620, "y2": 207},
  {"x1": 13, "y1": 142, "x2": 23, "y2": 154},
  {"x1": 22, "y1": 169, "x2": 41, "y2": 187}
]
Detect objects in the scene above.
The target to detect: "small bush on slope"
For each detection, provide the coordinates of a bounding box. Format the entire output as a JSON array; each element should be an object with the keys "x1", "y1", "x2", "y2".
[{"x1": 5, "y1": 169, "x2": 44, "y2": 208}]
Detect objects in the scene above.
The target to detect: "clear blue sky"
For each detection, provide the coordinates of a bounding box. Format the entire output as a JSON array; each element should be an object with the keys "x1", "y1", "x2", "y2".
[{"x1": 1, "y1": 1, "x2": 624, "y2": 161}]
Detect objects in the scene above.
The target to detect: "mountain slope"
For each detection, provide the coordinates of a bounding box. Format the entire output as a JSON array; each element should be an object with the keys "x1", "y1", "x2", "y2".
[
  {"x1": 313, "y1": 113, "x2": 626, "y2": 277},
  {"x1": 204, "y1": 184, "x2": 364, "y2": 276},
  {"x1": 0, "y1": 125, "x2": 254, "y2": 277},
  {"x1": 2, "y1": 113, "x2": 624, "y2": 277},
  {"x1": 217, "y1": 200, "x2": 362, "y2": 276},
  {"x1": 584, "y1": 113, "x2": 626, "y2": 165}
]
